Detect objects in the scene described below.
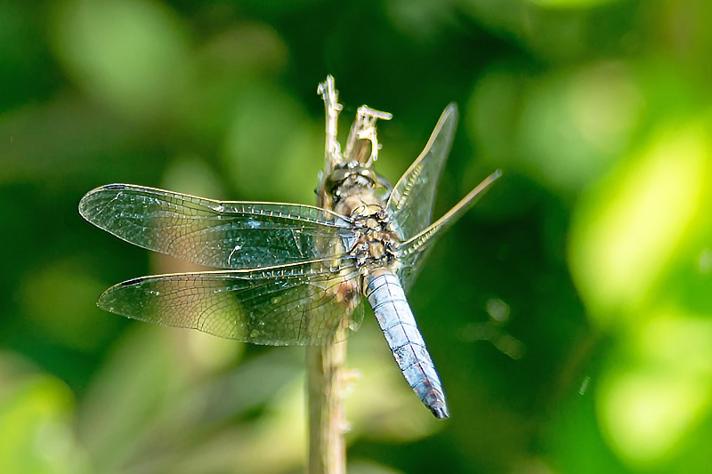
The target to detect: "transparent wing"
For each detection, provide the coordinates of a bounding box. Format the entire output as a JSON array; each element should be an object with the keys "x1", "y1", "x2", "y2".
[
  {"x1": 396, "y1": 170, "x2": 502, "y2": 290},
  {"x1": 396, "y1": 245, "x2": 437, "y2": 294},
  {"x1": 98, "y1": 259, "x2": 362, "y2": 345},
  {"x1": 79, "y1": 184, "x2": 355, "y2": 270},
  {"x1": 386, "y1": 104, "x2": 458, "y2": 240}
]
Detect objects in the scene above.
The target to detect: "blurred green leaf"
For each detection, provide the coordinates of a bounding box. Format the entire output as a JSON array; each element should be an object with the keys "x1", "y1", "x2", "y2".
[
  {"x1": 19, "y1": 260, "x2": 117, "y2": 352},
  {"x1": 598, "y1": 308, "x2": 712, "y2": 469},
  {"x1": 569, "y1": 120, "x2": 711, "y2": 324},
  {"x1": 222, "y1": 83, "x2": 318, "y2": 202},
  {"x1": 77, "y1": 327, "x2": 186, "y2": 472},
  {"x1": 51, "y1": 0, "x2": 190, "y2": 119},
  {"x1": 529, "y1": 0, "x2": 621, "y2": 8},
  {"x1": 0, "y1": 362, "x2": 89, "y2": 474},
  {"x1": 470, "y1": 62, "x2": 642, "y2": 195}
]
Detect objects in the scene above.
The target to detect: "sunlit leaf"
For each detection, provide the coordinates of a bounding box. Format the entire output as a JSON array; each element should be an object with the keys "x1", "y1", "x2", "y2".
[
  {"x1": 598, "y1": 309, "x2": 712, "y2": 468},
  {"x1": 469, "y1": 63, "x2": 642, "y2": 195},
  {"x1": 0, "y1": 364, "x2": 88, "y2": 474},
  {"x1": 569, "y1": 120, "x2": 711, "y2": 324}
]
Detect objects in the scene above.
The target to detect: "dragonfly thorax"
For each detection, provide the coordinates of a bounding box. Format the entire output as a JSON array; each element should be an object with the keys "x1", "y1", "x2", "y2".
[{"x1": 348, "y1": 206, "x2": 400, "y2": 272}]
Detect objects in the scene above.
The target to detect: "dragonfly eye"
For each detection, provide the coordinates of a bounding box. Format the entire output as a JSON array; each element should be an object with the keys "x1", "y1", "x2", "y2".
[{"x1": 351, "y1": 205, "x2": 367, "y2": 218}]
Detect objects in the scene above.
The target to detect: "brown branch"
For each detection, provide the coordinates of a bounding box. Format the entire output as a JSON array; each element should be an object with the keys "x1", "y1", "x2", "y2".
[
  {"x1": 306, "y1": 323, "x2": 349, "y2": 474},
  {"x1": 306, "y1": 76, "x2": 349, "y2": 474}
]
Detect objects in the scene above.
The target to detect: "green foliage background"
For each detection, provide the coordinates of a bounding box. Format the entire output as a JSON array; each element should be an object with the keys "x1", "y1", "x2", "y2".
[{"x1": 1, "y1": 1, "x2": 711, "y2": 473}]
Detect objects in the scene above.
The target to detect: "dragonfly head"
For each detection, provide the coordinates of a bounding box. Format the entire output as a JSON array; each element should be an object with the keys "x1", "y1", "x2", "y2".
[{"x1": 325, "y1": 162, "x2": 392, "y2": 208}]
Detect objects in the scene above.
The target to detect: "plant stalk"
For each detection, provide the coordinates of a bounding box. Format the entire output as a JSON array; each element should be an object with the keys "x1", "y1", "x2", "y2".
[
  {"x1": 306, "y1": 324, "x2": 349, "y2": 474},
  {"x1": 306, "y1": 75, "x2": 349, "y2": 474}
]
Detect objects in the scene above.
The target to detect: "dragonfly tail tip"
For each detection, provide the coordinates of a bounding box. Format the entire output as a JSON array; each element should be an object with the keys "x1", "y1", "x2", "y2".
[{"x1": 431, "y1": 404, "x2": 450, "y2": 419}]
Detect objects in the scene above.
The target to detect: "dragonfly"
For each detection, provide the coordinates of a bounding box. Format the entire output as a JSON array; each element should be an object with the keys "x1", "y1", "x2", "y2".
[{"x1": 79, "y1": 76, "x2": 501, "y2": 419}]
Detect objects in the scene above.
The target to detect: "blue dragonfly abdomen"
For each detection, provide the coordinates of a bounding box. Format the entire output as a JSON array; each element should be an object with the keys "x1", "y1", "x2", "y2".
[{"x1": 365, "y1": 271, "x2": 448, "y2": 418}]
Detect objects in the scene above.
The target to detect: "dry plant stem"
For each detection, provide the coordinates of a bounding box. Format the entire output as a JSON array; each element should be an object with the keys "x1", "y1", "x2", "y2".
[
  {"x1": 306, "y1": 325, "x2": 348, "y2": 474},
  {"x1": 306, "y1": 75, "x2": 348, "y2": 474}
]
